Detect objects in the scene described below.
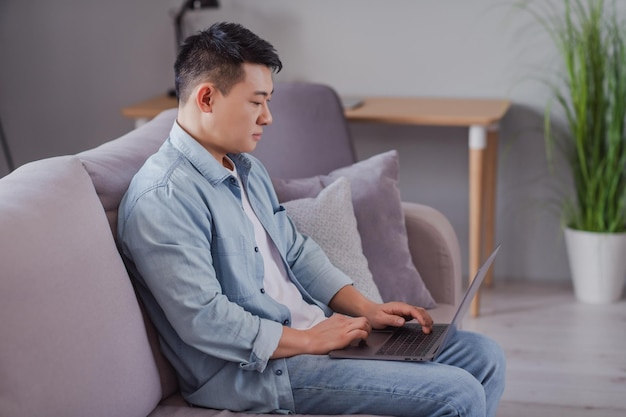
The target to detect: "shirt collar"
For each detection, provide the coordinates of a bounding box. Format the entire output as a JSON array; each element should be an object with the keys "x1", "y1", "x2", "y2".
[{"x1": 168, "y1": 121, "x2": 252, "y2": 186}]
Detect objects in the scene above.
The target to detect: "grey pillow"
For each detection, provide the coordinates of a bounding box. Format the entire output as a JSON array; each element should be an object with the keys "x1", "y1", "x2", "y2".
[
  {"x1": 273, "y1": 150, "x2": 436, "y2": 309},
  {"x1": 283, "y1": 177, "x2": 383, "y2": 303},
  {"x1": 78, "y1": 108, "x2": 177, "y2": 238}
]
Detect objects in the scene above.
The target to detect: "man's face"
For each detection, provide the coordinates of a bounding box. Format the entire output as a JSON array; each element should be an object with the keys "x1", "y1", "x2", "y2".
[{"x1": 204, "y1": 63, "x2": 274, "y2": 159}]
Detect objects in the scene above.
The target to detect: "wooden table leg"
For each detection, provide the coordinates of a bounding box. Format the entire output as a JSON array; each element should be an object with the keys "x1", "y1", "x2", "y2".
[
  {"x1": 483, "y1": 126, "x2": 500, "y2": 287},
  {"x1": 469, "y1": 125, "x2": 487, "y2": 317}
]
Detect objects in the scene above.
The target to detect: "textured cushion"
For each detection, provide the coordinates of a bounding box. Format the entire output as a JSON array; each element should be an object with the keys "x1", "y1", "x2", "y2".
[
  {"x1": 0, "y1": 156, "x2": 161, "y2": 417},
  {"x1": 273, "y1": 150, "x2": 436, "y2": 308},
  {"x1": 283, "y1": 177, "x2": 383, "y2": 303}
]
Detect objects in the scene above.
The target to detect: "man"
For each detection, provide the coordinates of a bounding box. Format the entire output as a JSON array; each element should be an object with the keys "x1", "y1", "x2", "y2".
[{"x1": 118, "y1": 22, "x2": 505, "y2": 417}]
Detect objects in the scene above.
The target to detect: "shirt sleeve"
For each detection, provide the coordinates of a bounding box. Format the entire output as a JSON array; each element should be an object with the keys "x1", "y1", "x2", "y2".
[
  {"x1": 119, "y1": 183, "x2": 282, "y2": 373},
  {"x1": 279, "y1": 209, "x2": 354, "y2": 304}
]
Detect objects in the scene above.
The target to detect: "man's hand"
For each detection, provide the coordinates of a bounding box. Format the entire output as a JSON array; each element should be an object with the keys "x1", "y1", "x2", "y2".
[
  {"x1": 363, "y1": 301, "x2": 433, "y2": 334},
  {"x1": 329, "y1": 285, "x2": 433, "y2": 334},
  {"x1": 272, "y1": 285, "x2": 434, "y2": 359},
  {"x1": 271, "y1": 314, "x2": 371, "y2": 358}
]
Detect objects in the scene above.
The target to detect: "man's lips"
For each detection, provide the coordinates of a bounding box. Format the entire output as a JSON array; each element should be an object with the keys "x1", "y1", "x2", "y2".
[{"x1": 252, "y1": 132, "x2": 262, "y2": 141}]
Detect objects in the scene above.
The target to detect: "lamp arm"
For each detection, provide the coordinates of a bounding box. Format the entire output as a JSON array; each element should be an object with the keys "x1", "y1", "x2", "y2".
[
  {"x1": 0, "y1": 116, "x2": 15, "y2": 172},
  {"x1": 174, "y1": 0, "x2": 195, "y2": 49}
]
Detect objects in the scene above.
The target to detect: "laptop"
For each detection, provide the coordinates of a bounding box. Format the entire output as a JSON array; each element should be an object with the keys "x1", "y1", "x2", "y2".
[{"x1": 329, "y1": 244, "x2": 500, "y2": 362}]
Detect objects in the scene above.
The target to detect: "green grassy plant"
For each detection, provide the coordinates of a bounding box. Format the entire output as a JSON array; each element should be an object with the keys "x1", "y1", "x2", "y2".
[{"x1": 521, "y1": 0, "x2": 626, "y2": 232}]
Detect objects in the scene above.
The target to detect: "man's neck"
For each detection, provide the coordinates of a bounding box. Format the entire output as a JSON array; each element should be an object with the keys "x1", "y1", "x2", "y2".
[{"x1": 222, "y1": 156, "x2": 234, "y2": 171}]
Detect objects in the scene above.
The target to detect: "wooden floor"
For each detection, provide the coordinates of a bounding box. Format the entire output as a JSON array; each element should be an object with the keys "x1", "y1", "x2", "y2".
[{"x1": 462, "y1": 281, "x2": 626, "y2": 417}]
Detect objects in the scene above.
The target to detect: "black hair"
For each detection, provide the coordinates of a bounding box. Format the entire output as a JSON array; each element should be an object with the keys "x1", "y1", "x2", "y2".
[{"x1": 174, "y1": 22, "x2": 282, "y2": 103}]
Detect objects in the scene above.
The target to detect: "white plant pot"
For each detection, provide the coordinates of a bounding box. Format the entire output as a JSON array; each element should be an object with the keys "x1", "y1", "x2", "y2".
[{"x1": 564, "y1": 227, "x2": 626, "y2": 304}]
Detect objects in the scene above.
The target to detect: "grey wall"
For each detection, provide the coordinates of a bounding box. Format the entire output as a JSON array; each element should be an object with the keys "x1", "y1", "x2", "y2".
[{"x1": 2, "y1": 0, "x2": 615, "y2": 282}]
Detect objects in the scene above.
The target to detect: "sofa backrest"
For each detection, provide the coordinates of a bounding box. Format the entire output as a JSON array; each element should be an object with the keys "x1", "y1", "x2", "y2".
[
  {"x1": 254, "y1": 81, "x2": 356, "y2": 178},
  {"x1": 0, "y1": 156, "x2": 161, "y2": 417}
]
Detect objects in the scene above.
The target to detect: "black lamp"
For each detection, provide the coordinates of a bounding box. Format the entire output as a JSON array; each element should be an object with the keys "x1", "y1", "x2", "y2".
[
  {"x1": 174, "y1": 0, "x2": 220, "y2": 52},
  {"x1": 0, "y1": 116, "x2": 14, "y2": 173},
  {"x1": 169, "y1": 0, "x2": 220, "y2": 97}
]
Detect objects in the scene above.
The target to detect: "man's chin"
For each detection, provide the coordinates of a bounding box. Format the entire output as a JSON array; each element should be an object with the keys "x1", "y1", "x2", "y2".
[
  {"x1": 245, "y1": 142, "x2": 259, "y2": 153},
  {"x1": 234, "y1": 145, "x2": 257, "y2": 155}
]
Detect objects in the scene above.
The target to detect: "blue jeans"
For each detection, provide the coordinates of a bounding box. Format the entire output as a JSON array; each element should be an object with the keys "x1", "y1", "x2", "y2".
[{"x1": 286, "y1": 331, "x2": 505, "y2": 417}]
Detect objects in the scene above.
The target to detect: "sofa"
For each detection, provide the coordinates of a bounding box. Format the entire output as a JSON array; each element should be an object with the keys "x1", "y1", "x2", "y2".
[{"x1": 0, "y1": 82, "x2": 461, "y2": 417}]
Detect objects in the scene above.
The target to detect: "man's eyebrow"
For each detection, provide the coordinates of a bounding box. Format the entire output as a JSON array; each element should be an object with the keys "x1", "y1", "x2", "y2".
[{"x1": 253, "y1": 89, "x2": 274, "y2": 97}]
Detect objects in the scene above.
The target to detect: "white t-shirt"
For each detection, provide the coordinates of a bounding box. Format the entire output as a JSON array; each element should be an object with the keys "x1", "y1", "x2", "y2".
[{"x1": 227, "y1": 159, "x2": 326, "y2": 330}]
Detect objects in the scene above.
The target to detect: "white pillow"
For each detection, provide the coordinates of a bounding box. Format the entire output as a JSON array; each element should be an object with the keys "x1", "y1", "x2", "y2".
[{"x1": 283, "y1": 177, "x2": 383, "y2": 303}]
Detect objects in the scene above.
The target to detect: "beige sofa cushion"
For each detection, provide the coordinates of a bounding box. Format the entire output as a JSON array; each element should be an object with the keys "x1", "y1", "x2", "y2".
[
  {"x1": 283, "y1": 177, "x2": 383, "y2": 303},
  {"x1": 0, "y1": 156, "x2": 161, "y2": 417}
]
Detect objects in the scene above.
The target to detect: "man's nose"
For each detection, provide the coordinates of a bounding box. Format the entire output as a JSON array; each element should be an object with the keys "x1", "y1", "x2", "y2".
[{"x1": 259, "y1": 103, "x2": 272, "y2": 126}]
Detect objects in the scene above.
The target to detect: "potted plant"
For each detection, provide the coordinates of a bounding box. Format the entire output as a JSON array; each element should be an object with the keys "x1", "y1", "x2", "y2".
[{"x1": 525, "y1": 0, "x2": 626, "y2": 303}]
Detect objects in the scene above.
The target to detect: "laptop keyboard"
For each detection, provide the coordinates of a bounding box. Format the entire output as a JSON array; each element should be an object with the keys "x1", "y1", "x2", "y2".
[{"x1": 377, "y1": 324, "x2": 447, "y2": 357}]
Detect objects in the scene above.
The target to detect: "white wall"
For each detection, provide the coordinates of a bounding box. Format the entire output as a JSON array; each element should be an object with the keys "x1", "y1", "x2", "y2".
[{"x1": 2, "y1": 0, "x2": 615, "y2": 282}]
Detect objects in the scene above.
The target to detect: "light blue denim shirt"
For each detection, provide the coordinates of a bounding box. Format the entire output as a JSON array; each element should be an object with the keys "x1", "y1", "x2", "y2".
[{"x1": 118, "y1": 122, "x2": 352, "y2": 412}]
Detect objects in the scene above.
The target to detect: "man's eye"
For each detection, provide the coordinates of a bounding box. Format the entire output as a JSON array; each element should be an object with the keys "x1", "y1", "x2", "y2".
[{"x1": 251, "y1": 101, "x2": 262, "y2": 106}]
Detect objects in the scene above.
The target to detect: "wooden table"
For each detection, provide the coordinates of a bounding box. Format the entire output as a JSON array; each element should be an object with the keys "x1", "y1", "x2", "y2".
[
  {"x1": 121, "y1": 95, "x2": 178, "y2": 126},
  {"x1": 122, "y1": 95, "x2": 511, "y2": 317}
]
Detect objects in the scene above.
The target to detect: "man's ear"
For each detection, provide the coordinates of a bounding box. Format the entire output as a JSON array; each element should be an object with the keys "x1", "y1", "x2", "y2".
[{"x1": 196, "y1": 84, "x2": 216, "y2": 113}]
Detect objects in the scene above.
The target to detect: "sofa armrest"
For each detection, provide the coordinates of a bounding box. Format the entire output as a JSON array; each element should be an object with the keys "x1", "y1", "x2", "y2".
[{"x1": 402, "y1": 201, "x2": 462, "y2": 306}]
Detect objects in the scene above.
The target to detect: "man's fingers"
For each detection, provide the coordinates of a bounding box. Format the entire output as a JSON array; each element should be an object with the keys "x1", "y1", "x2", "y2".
[
  {"x1": 331, "y1": 314, "x2": 372, "y2": 336},
  {"x1": 412, "y1": 307, "x2": 434, "y2": 334},
  {"x1": 350, "y1": 316, "x2": 372, "y2": 334}
]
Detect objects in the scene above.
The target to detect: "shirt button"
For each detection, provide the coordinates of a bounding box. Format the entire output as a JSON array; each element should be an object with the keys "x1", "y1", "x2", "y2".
[
  {"x1": 275, "y1": 370, "x2": 283, "y2": 376},
  {"x1": 254, "y1": 247, "x2": 259, "y2": 252},
  {"x1": 260, "y1": 288, "x2": 265, "y2": 294}
]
